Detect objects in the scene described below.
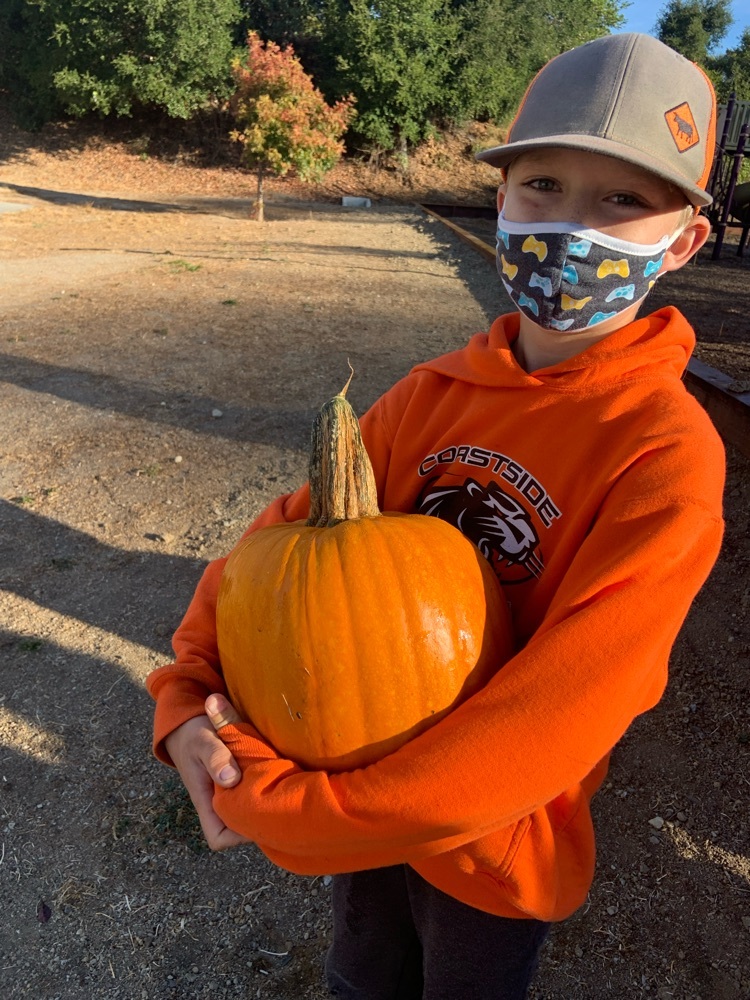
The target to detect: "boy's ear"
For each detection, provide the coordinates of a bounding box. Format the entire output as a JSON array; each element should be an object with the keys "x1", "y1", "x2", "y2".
[
  {"x1": 496, "y1": 184, "x2": 506, "y2": 214},
  {"x1": 661, "y1": 213, "x2": 711, "y2": 274}
]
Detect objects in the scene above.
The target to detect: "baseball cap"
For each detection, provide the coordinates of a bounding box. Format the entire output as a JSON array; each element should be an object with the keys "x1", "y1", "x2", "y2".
[{"x1": 476, "y1": 33, "x2": 716, "y2": 207}]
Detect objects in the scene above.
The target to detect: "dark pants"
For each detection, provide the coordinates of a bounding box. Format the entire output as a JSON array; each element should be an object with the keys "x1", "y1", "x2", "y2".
[{"x1": 325, "y1": 865, "x2": 550, "y2": 1000}]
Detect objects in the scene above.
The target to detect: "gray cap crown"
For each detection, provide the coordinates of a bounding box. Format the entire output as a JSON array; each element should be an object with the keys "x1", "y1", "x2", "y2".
[{"x1": 476, "y1": 33, "x2": 716, "y2": 207}]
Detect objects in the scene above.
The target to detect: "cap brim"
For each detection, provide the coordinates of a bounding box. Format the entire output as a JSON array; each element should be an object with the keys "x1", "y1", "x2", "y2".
[{"x1": 476, "y1": 135, "x2": 713, "y2": 208}]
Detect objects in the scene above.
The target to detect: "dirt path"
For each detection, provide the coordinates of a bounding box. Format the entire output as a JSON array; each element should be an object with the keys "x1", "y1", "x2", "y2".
[{"x1": 0, "y1": 165, "x2": 748, "y2": 1000}]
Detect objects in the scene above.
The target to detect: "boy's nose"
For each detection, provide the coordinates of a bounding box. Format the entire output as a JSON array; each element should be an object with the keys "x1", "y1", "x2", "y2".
[{"x1": 558, "y1": 195, "x2": 594, "y2": 227}]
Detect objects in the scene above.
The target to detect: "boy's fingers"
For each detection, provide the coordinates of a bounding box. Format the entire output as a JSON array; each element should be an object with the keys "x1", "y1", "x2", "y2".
[
  {"x1": 196, "y1": 799, "x2": 250, "y2": 851},
  {"x1": 205, "y1": 693, "x2": 242, "y2": 732},
  {"x1": 163, "y1": 716, "x2": 248, "y2": 850},
  {"x1": 207, "y1": 826, "x2": 251, "y2": 851}
]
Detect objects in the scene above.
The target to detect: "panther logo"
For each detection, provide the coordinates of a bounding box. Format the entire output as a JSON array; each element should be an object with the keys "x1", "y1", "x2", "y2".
[{"x1": 418, "y1": 477, "x2": 544, "y2": 584}]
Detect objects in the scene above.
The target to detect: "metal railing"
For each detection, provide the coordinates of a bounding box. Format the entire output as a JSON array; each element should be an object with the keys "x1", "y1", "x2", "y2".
[
  {"x1": 708, "y1": 93, "x2": 750, "y2": 258},
  {"x1": 717, "y1": 98, "x2": 750, "y2": 150}
]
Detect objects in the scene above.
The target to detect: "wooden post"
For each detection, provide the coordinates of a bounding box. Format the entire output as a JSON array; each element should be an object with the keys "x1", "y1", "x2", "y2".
[{"x1": 712, "y1": 122, "x2": 748, "y2": 260}]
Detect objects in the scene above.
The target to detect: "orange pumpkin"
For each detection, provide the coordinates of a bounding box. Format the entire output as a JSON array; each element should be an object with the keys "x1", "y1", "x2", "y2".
[{"x1": 216, "y1": 378, "x2": 513, "y2": 771}]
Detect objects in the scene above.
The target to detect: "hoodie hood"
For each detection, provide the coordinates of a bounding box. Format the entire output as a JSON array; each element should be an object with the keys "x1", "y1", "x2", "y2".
[{"x1": 413, "y1": 306, "x2": 695, "y2": 390}]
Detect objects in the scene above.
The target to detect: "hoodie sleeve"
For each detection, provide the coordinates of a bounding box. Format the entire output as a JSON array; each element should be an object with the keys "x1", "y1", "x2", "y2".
[
  {"x1": 208, "y1": 439, "x2": 724, "y2": 872},
  {"x1": 146, "y1": 484, "x2": 310, "y2": 763}
]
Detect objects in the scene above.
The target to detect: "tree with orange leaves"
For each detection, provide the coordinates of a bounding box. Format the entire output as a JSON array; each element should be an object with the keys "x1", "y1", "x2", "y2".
[{"x1": 230, "y1": 32, "x2": 355, "y2": 221}]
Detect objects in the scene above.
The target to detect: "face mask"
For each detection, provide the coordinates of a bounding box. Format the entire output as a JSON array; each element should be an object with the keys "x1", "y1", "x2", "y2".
[{"x1": 496, "y1": 210, "x2": 677, "y2": 332}]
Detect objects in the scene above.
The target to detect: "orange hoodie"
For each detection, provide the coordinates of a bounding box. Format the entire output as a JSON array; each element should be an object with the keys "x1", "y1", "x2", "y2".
[{"x1": 146, "y1": 307, "x2": 724, "y2": 922}]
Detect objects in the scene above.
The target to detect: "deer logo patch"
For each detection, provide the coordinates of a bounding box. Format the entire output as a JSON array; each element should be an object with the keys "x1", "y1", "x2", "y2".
[{"x1": 666, "y1": 102, "x2": 700, "y2": 153}]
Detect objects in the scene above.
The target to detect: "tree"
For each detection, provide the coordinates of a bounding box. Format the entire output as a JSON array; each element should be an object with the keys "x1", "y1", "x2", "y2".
[
  {"x1": 527, "y1": 0, "x2": 625, "y2": 52},
  {"x1": 709, "y1": 27, "x2": 750, "y2": 101},
  {"x1": 230, "y1": 31, "x2": 354, "y2": 221},
  {"x1": 655, "y1": 0, "x2": 733, "y2": 64},
  {"x1": 237, "y1": 1, "x2": 330, "y2": 86},
  {"x1": 448, "y1": 0, "x2": 626, "y2": 125},
  {"x1": 0, "y1": 0, "x2": 65, "y2": 127},
  {"x1": 0, "y1": 0, "x2": 243, "y2": 128},
  {"x1": 314, "y1": 0, "x2": 625, "y2": 154},
  {"x1": 316, "y1": 0, "x2": 460, "y2": 154},
  {"x1": 238, "y1": 0, "x2": 322, "y2": 47}
]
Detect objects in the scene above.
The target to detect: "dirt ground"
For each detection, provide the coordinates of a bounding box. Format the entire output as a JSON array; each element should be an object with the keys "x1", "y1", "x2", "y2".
[{"x1": 0, "y1": 114, "x2": 749, "y2": 1000}]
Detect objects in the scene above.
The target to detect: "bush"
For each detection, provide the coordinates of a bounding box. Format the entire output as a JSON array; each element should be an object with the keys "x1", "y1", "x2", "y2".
[{"x1": 0, "y1": 0, "x2": 243, "y2": 128}]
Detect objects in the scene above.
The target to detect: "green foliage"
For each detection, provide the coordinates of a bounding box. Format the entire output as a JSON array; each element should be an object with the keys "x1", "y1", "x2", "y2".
[
  {"x1": 515, "y1": 0, "x2": 626, "y2": 54},
  {"x1": 237, "y1": 0, "x2": 331, "y2": 90},
  {"x1": 448, "y1": 0, "x2": 626, "y2": 125},
  {"x1": 709, "y1": 27, "x2": 750, "y2": 101},
  {"x1": 239, "y1": 0, "x2": 322, "y2": 46},
  {"x1": 0, "y1": 0, "x2": 635, "y2": 154},
  {"x1": 317, "y1": 0, "x2": 460, "y2": 150},
  {"x1": 167, "y1": 259, "x2": 203, "y2": 272},
  {"x1": 18, "y1": 638, "x2": 43, "y2": 651},
  {"x1": 655, "y1": 0, "x2": 733, "y2": 63},
  {"x1": 231, "y1": 31, "x2": 354, "y2": 182},
  {"x1": 309, "y1": 0, "x2": 626, "y2": 151},
  {"x1": 0, "y1": 0, "x2": 243, "y2": 127},
  {"x1": 0, "y1": 0, "x2": 62, "y2": 127}
]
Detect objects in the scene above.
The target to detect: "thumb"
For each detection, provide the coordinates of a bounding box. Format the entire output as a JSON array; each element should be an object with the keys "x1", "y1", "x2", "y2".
[
  {"x1": 205, "y1": 693, "x2": 242, "y2": 731},
  {"x1": 203, "y1": 694, "x2": 243, "y2": 786},
  {"x1": 207, "y1": 744, "x2": 241, "y2": 787}
]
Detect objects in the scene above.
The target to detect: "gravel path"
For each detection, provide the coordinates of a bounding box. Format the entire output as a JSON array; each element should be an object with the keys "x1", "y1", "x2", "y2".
[{"x1": 0, "y1": 183, "x2": 748, "y2": 999}]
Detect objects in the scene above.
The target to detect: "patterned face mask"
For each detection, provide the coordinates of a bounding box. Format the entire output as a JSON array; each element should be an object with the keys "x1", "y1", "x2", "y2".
[{"x1": 496, "y1": 210, "x2": 677, "y2": 332}]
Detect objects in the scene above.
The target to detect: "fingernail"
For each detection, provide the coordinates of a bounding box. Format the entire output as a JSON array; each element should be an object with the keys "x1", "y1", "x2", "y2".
[{"x1": 219, "y1": 766, "x2": 237, "y2": 783}]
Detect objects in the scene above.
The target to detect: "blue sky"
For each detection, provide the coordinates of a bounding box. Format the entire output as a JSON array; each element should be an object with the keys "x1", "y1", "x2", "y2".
[{"x1": 620, "y1": 0, "x2": 750, "y2": 49}]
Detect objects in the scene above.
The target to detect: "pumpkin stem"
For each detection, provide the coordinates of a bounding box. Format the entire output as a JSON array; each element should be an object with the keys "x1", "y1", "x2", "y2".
[
  {"x1": 307, "y1": 373, "x2": 381, "y2": 527},
  {"x1": 339, "y1": 360, "x2": 355, "y2": 399}
]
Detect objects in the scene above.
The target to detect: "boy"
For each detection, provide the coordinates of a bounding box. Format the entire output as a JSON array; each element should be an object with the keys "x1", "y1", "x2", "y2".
[{"x1": 147, "y1": 33, "x2": 725, "y2": 999}]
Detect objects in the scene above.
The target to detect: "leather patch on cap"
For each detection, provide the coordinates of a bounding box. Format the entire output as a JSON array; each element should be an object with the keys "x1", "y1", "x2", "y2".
[{"x1": 666, "y1": 103, "x2": 700, "y2": 153}]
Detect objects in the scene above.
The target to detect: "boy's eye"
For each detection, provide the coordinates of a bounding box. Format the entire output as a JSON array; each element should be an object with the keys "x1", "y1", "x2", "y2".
[
  {"x1": 610, "y1": 193, "x2": 644, "y2": 207},
  {"x1": 525, "y1": 178, "x2": 558, "y2": 192}
]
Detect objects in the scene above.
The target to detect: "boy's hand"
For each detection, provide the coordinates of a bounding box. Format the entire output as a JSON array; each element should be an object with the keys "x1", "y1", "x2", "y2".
[
  {"x1": 205, "y1": 693, "x2": 243, "y2": 732},
  {"x1": 164, "y1": 711, "x2": 250, "y2": 852}
]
